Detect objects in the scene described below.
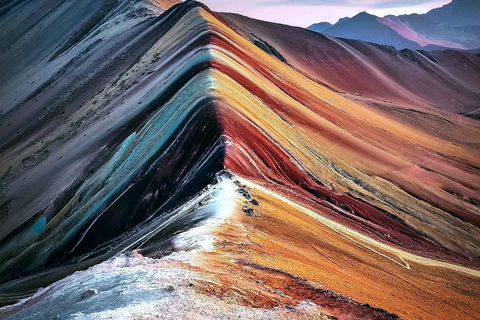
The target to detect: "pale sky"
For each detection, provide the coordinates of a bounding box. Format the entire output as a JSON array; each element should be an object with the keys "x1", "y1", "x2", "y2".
[{"x1": 198, "y1": 0, "x2": 452, "y2": 27}]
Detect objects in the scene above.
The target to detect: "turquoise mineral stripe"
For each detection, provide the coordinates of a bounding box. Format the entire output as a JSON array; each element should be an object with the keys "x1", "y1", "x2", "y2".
[
  {"x1": 58, "y1": 69, "x2": 215, "y2": 246},
  {"x1": 30, "y1": 217, "x2": 46, "y2": 235}
]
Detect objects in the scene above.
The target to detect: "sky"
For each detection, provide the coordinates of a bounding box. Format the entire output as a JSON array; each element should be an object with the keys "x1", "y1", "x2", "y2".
[{"x1": 199, "y1": 0, "x2": 452, "y2": 27}]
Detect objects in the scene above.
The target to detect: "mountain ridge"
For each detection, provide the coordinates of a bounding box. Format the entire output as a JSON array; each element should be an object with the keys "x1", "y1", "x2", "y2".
[{"x1": 308, "y1": 0, "x2": 480, "y2": 50}]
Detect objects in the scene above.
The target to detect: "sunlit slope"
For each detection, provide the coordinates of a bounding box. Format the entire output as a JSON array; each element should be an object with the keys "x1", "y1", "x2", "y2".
[
  {"x1": 223, "y1": 13, "x2": 480, "y2": 116},
  {"x1": 198, "y1": 177, "x2": 480, "y2": 320},
  {"x1": 154, "y1": 7, "x2": 480, "y2": 319},
  {"x1": 200, "y1": 8, "x2": 480, "y2": 263},
  {"x1": 202, "y1": 7, "x2": 480, "y2": 319}
]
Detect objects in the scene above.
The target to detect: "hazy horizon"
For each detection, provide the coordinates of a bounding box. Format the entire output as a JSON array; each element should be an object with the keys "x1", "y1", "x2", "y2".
[{"x1": 199, "y1": 0, "x2": 452, "y2": 27}]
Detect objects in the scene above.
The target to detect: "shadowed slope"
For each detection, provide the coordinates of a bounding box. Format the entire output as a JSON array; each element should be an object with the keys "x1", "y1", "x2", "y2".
[{"x1": 0, "y1": 0, "x2": 226, "y2": 303}]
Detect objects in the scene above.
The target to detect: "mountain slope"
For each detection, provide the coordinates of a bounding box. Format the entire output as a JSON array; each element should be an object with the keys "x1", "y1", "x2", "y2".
[
  {"x1": 0, "y1": 1, "x2": 480, "y2": 319},
  {"x1": 426, "y1": 0, "x2": 480, "y2": 27},
  {"x1": 225, "y1": 13, "x2": 480, "y2": 116},
  {"x1": 381, "y1": 13, "x2": 480, "y2": 49}
]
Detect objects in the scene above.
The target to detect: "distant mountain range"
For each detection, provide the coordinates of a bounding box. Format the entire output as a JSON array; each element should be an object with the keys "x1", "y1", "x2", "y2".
[
  {"x1": 308, "y1": 0, "x2": 480, "y2": 50},
  {"x1": 426, "y1": 0, "x2": 480, "y2": 26}
]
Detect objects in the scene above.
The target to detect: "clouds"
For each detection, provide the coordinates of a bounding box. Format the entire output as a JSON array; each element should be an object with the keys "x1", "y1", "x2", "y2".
[
  {"x1": 200, "y1": 0, "x2": 451, "y2": 26},
  {"x1": 262, "y1": 0, "x2": 444, "y2": 9}
]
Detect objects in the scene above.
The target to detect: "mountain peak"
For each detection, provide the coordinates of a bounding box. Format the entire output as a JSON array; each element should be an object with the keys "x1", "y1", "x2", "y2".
[
  {"x1": 335, "y1": 17, "x2": 350, "y2": 24},
  {"x1": 351, "y1": 11, "x2": 377, "y2": 20},
  {"x1": 356, "y1": 11, "x2": 372, "y2": 16},
  {"x1": 149, "y1": 0, "x2": 180, "y2": 10},
  {"x1": 308, "y1": 21, "x2": 333, "y2": 33}
]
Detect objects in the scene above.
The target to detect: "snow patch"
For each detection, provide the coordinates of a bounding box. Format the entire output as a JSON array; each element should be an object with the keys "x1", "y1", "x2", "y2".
[{"x1": 172, "y1": 172, "x2": 237, "y2": 252}]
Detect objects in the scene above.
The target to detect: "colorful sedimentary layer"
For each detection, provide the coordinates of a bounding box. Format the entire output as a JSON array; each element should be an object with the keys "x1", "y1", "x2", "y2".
[
  {"x1": 0, "y1": 1, "x2": 479, "y2": 319},
  {"x1": 226, "y1": 13, "x2": 480, "y2": 115}
]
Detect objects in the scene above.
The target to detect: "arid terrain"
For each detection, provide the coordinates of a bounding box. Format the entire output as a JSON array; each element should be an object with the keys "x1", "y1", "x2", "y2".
[{"x1": 0, "y1": 0, "x2": 479, "y2": 319}]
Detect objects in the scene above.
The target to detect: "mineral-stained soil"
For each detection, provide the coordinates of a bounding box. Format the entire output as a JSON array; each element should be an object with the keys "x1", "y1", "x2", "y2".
[{"x1": 0, "y1": 1, "x2": 479, "y2": 319}]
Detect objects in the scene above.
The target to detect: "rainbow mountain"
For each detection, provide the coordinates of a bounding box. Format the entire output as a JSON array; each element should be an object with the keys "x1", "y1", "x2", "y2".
[{"x1": 0, "y1": 0, "x2": 479, "y2": 319}]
